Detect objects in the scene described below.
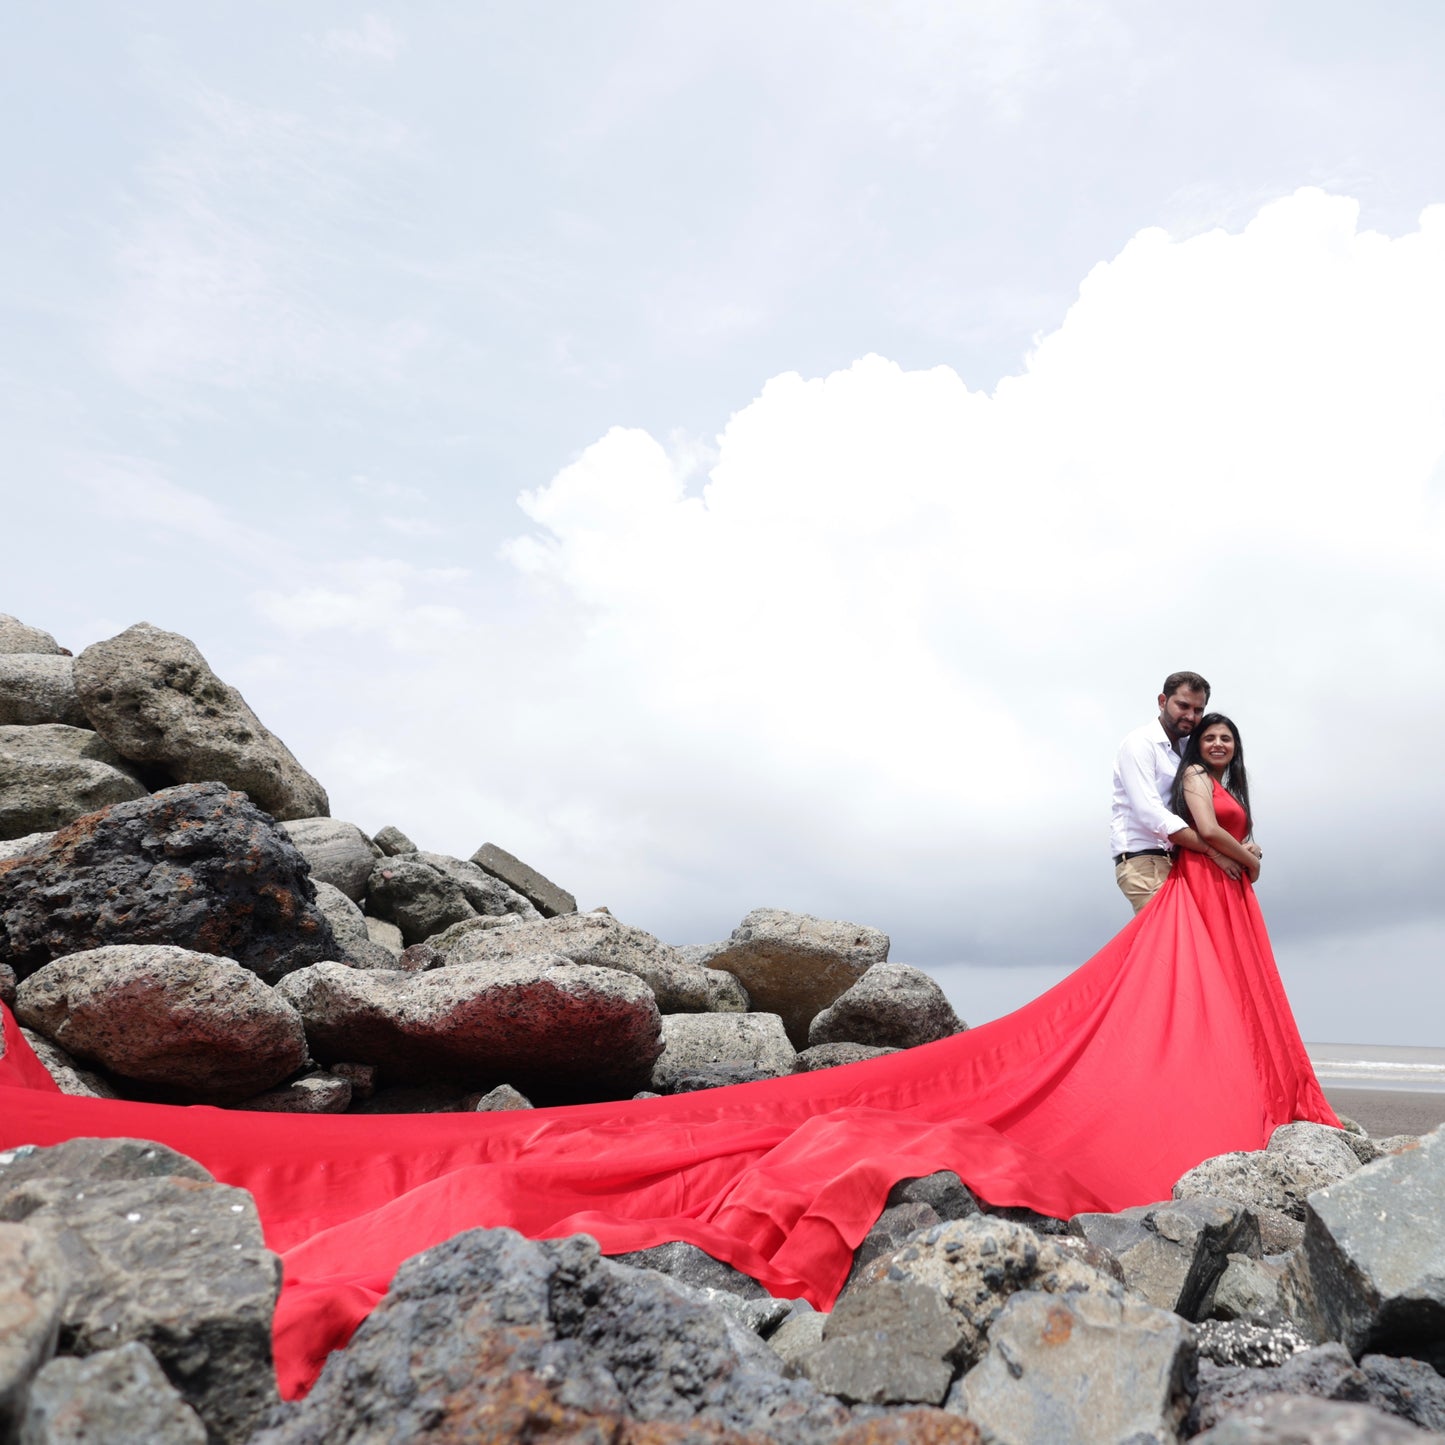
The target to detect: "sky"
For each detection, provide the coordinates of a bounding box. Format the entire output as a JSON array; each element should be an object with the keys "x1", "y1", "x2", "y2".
[{"x1": 4, "y1": 3, "x2": 1444, "y2": 1045}]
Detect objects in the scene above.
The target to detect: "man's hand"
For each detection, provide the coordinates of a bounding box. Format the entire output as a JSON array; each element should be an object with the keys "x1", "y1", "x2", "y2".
[{"x1": 1207, "y1": 848, "x2": 1241, "y2": 880}]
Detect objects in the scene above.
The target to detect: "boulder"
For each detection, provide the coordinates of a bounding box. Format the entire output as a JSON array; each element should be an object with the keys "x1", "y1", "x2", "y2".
[
  {"x1": 0, "y1": 724, "x2": 147, "y2": 838},
  {"x1": 274, "y1": 957, "x2": 663, "y2": 1098},
  {"x1": 19, "y1": 1342, "x2": 208, "y2": 1445},
  {"x1": 0, "y1": 1223, "x2": 69, "y2": 1440},
  {"x1": 797, "y1": 1042, "x2": 899, "y2": 1071},
  {"x1": 651, "y1": 1012, "x2": 797, "y2": 1094},
  {"x1": 1069, "y1": 1196, "x2": 1260, "y2": 1318},
  {"x1": 1174, "y1": 1122, "x2": 1361, "y2": 1222},
  {"x1": 234, "y1": 1071, "x2": 353, "y2": 1114},
  {"x1": 0, "y1": 616, "x2": 64, "y2": 654},
  {"x1": 246, "y1": 1227, "x2": 851, "y2": 1445},
  {"x1": 470, "y1": 841, "x2": 578, "y2": 917},
  {"x1": 807, "y1": 964, "x2": 963, "y2": 1050},
  {"x1": 448, "y1": 910, "x2": 712, "y2": 1013},
  {"x1": 470, "y1": 1083, "x2": 534, "y2": 1111},
  {"x1": 1360, "y1": 1354, "x2": 1445, "y2": 1432},
  {"x1": 0, "y1": 1138, "x2": 214, "y2": 1190},
  {"x1": 279, "y1": 818, "x2": 378, "y2": 901},
  {"x1": 16, "y1": 945, "x2": 308, "y2": 1104},
  {"x1": 18, "y1": 1029, "x2": 119, "y2": 1098},
  {"x1": 803, "y1": 1279, "x2": 963, "y2": 1405},
  {"x1": 311, "y1": 879, "x2": 369, "y2": 948},
  {"x1": 365, "y1": 916, "x2": 403, "y2": 957},
  {"x1": 1190, "y1": 1342, "x2": 1370, "y2": 1436},
  {"x1": 73, "y1": 623, "x2": 328, "y2": 820},
  {"x1": 0, "y1": 831, "x2": 55, "y2": 862},
  {"x1": 887, "y1": 1171, "x2": 981, "y2": 1223},
  {"x1": 844, "y1": 1215, "x2": 1124, "y2": 1373},
  {"x1": 706, "y1": 908, "x2": 890, "y2": 1047},
  {"x1": 0, "y1": 782, "x2": 339, "y2": 984},
  {"x1": 0, "y1": 655, "x2": 88, "y2": 727},
  {"x1": 1201, "y1": 1253, "x2": 1298, "y2": 1329},
  {"x1": 421, "y1": 851, "x2": 542, "y2": 921},
  {"x1": 842, "y1": 1201, "x2": 941, "y2": 1290},
  {"x1": 947, "y1": 1288, "x2": 1196, "y2": 1444},
  {"x1": 1189, "y1": 1394, "x2": 1438, "y2": 1443},
  {"x1": 705, "y1": 967, "x2": 750, "y2": 1012},
  {"x1": 610, "y1": 1241, "x2": 769, "y2": 1301},
  {"x1": 0, "y1": 963, "x2": 13, "y2": 1011},
  {"x1": 1301, "y1": 1125, "x2": 1445, "y2": 1366},
  {"x1": 768, "y1": 1310, "x2": 828, "y2": 1374},
  {"x1": 371, "y1": 824, "x2": 417, "y2": 856},
  {"x1": 364, "y1": 854, "x2": 481, "y2": 945},
  {"x1": 0, "y1": 1166, "x2": 281, "y2": 1444}
]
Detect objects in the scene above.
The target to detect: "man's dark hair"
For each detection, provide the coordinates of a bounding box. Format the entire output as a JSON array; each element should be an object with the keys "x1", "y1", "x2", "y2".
[{"x1": 1162, "y1": 670, "x2": 1211, "y2": 701}]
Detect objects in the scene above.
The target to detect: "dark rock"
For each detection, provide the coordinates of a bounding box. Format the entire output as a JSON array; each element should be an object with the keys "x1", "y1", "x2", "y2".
[
  {"x1": 611, "y1": 1241, "x2": 769, "y2": 1300},
  {"x1": 328, "y1": 1062, "x2": 376, "y2": 1101},
  {"x1": 279, "y1": 820, "x2": 378, "y2": 902},
  {"x1": 0, "y1": 725, "x2": 147, "y2": 839},
  {"x1": 1069, "y1": 1195, "x2": 1259, "y2": 1318},
  {"x1": 1190, "y1": 1394, "x2": 1445, "y2": 1442},
  {"x1": 1302, "y1": 1125, "x2": 1445, "y2": 1368},
  {"x1": 1195, "y1": 1319, "x2": 1314, "y2": 1368},
  {"x1": 1201, "y1": 1252, "x2": 1298, "y2": 1328},
  {"x1": 73, "y1": 623, "x2": 328, "y2": 820},
  {"x1": 0, "y1": 1223, "x2": 69, "y2": 1440},
  {"x1": 470, "y1": 1083, "x2": 533, "y2": 1111},
  {"x1": 947, "y1": 1287, "x2": 1196, "y2": 1444},
  {"x1": 0, "y1": 1138, "x2": 213, "y2": 1191},
  {"x1": 807, "y1": 964, "x2": 963, "y2": 1050},
  {"x1": 370, "y1": 824, "x2": 416, "y2": 856},
  {"x1": 233, "y1": 1071, "x2": 352, "y2": 1113},
  {"x1": 844, "y1": 1202, "x2": 941, "y2": 1290},
  {"x1": 1190, "y1": 1342, "x2": 1368, "y2": 1436},
  {"x1": 797, "y1": 1042, "x2": 900, "y2": 1071},
  {"x1": 17, "y1": 945, "x2": 307, "y2": 1104},
  {"x1": 248, "y1": 1227, "x2": 852, "y2": 1445},
  {"x1": 395, "y1": 940, "x2": 445, "y2": 971},
  {"x1": 652, "y1": 1013, "x2": 797, "y2": 1093},
  {"x1": 470, "y1": 841, "x2": 578, "y2": 917},
  {"x1": 363, "y1": 855, "x2": 478, "y2": 945},
  {"x1": 0, "y1": 782, "x2": 339, "y2": 984},
  {"x1": 449, "y1": 910, "x2": 711, "y2": 1013},
  {"x1": 274, "y1": 957, "x2": 662, "y2": 1098},
  {"x1": 667, "y1": 1064, "x2": 784, "y2": 1093},
  {"x1": 705, "y1": 908, "x2": 890, "y2": 1048},
  {"x1": 1, "y1": 962, "x2": 14, "y2": 1010},
  {"x1": 1361, "y1": 1354, "x2": 1445, "y2": 1432},
  {"x1": 0, "y1": 1170, "x2": 281, "y2": 1444},
  {"x1": 19, "y1": 1341, "x2": 208, "y2": 1444},
  {"x1": 886, "y1": 1172, "x2": 981, "y2": 1223},
  {"x1": 0, "y1": 655, "x2": 88, "y2": 727}
]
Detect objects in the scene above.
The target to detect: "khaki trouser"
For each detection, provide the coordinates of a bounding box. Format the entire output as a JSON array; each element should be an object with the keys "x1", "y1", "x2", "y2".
[{"x1": 1115, "y1": 853, "x2": 1172, "y2": 914}]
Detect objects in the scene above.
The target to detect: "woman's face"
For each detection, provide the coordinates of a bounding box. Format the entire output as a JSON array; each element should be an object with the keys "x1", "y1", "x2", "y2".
[{"x1": 1199, "y1": 723, "x2": 1236, "y2": 771}]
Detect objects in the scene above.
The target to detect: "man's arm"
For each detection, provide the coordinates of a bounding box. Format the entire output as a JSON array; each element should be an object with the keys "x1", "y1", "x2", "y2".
[{"x1": 1115, "y1": 733, "x2": 1189, "y2": 845}]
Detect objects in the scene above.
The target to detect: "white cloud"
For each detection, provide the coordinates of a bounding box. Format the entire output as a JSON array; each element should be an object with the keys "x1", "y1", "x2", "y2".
[
  {"x1": 321, "y1": 16, "x2": 403, "y2": 64},
  {"x1": 483, "y1": 189, "x2": 1445, "y2": 971}
]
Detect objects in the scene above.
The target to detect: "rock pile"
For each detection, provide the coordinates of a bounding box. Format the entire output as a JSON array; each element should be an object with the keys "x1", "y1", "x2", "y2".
[{"x1": 2, "y1": 616, "x2": 1442, "y2": 1443}]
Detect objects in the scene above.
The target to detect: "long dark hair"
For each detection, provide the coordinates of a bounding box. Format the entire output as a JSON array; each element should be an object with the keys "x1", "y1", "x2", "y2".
[{"x1": 1170, "y1": 712, "x2": 1252, "y2": 834}]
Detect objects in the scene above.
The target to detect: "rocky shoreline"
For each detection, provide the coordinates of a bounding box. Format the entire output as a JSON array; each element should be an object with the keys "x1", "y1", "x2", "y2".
[{"x1": 2, "y1": 615, "x2": 1443, "y2": 1444}]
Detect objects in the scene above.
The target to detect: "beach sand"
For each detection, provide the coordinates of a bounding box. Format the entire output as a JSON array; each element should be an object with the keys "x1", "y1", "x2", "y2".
[{"x1": 1323, "y1": 1086, "x2": 1445, "y2": 1139}]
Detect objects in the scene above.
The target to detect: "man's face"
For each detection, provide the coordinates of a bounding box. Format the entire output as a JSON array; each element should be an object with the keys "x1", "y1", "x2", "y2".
[{"x1": 1158, "y1": 687, "x2": 1207, "y2": 743}]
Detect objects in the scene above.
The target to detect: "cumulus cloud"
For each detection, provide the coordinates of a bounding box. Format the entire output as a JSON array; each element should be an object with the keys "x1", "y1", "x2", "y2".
[{"x1": 485, "y1": 190, "x2": 1445, "y2": 1007}]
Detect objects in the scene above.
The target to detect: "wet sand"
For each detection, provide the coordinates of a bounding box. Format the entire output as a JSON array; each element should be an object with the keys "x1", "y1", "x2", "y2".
[
  {"x1": 1308, "y1": 1043, "x2": 1445, "y2": 1138},
  {"x1": 1322, "y1": 1087, "x2": 1445, "y2": 1139}
]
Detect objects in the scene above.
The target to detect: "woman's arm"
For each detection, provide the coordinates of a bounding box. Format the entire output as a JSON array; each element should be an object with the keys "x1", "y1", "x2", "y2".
[{"x1": 1181, "y1": 767, "x2": 1260, "y2": 879}]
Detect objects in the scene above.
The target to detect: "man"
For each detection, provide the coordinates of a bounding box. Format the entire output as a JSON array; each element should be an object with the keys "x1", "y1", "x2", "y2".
[{"x1": 1110, "y1": 671, "x2": 1232, "y2": 913}]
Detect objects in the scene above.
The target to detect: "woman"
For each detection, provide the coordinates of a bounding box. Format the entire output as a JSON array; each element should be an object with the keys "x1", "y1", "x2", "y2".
[{"x1": 0, "y1": 716, "x2": 1338, "y2": 1395}]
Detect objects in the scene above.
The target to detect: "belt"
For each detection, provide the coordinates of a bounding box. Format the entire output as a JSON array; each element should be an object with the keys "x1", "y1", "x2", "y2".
[{"x1": 1113, "y1": 848, "x2": 1173, "y2": 865}]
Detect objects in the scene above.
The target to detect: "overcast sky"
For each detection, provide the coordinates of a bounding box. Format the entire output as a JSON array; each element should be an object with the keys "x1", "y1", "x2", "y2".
[{"x1": 5, "y1": 3, "x2": 1443, "y2": 1044}]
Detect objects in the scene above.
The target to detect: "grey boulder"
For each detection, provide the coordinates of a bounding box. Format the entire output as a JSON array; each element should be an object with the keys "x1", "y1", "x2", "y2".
[
  {"x1": 275, "y1": 956, "x2": 663, "y2": 1097},
  {"x1": 1189, "y1": 1394, "x2": 1442, "y2": 1443},
  {"x1": 796, "y1": 1041, "x2": 899, "y2": 1071},
  {"x1": 1301, "y1": 1124, "x2": 1445, "y2": 1365},
  {"x1": 280, "y1": 818, "x2": 378, "y2": 901},
  {"x1": 947, "y1": 1288, "x2": 1196, "y2": 1445},
  {"x1": 448, "y1": 909, "x2": 711, "y2": 1013},
  {"x1": 0, "y1": 724, "x2": 147, "y2": 839},
  {"x1": 73, "y1": 623, "x2": 328, "y2": 820},
  {"x1": 706, "y1": 908, "x2": 890, "y2": 1047},
  {"x1": 0, "y1": 616, "x2": 65, "y2": 654},
  {"x1": 807, "y1": 963, "x2": 964, "y2": 1050},
  {"x1": 0, "y1": 655, "x2": 88, "y2": 726},
  {"x1": 609, "y1": 1241, "x2": 769, "y2": 1301},
  {"x1": 19, "y1": 1342, "x2": 208, "y2": 1445},
  {"x1": 16, "y1": 945, "x2": 307, "y2": 1104},
  {"x1": 0, "y1": 1164, "x2": 281, "y2": 1445},
  {"x1": 651, "y1": 1012, "x2": 797, "y2": 1093},
  {"x1": 234, "y1": 1071, "x2": 353, "y2": 1114},
  {"x1": 371, "y1": 824, "x2": 416, "y2": 856},
  {"x1": 469, "y1": 841, "x2": 577, "y2": 917},
  {"x1": 1174, "y1": 1121, "x2": 1361, "y2": 1222},
  {"x1": 18, "y1": 1029, "x2": 119, "y2": 1098},
  {"x1": 1069, "y1": 1196, "x2": 1260, "y2": 1318},
  {"x1": 0, "y1": 1223, "x2": 69, "y2": 1441}
]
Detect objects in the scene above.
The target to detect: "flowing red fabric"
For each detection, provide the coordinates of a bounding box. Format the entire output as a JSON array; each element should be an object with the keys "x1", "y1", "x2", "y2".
[{"x1": 0, "y1": 783, "x2": 1336, "y2": 1397}]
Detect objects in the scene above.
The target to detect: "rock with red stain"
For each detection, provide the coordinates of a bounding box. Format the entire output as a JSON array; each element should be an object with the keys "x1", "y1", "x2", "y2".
[
  {"x1": 0, "y1": 782, "x2": 339, "y2": 983},
  {"x1": 16, "y1": 945, "x2": 307, "y2": 1103}
]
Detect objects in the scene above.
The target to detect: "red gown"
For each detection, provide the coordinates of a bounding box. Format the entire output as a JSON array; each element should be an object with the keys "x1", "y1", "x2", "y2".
[{"x1": 0, "y1": 781, "x2": 1336, "y2": 1397}]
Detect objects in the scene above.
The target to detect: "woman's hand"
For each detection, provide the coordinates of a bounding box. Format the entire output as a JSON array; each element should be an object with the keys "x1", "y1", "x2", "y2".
[
  {"x1": 1244, "y1": 854, "x2": 1261, "y2": 883},
  {"x1": 1207, "y1": 848, "x2": 1242, "y2": 880}
]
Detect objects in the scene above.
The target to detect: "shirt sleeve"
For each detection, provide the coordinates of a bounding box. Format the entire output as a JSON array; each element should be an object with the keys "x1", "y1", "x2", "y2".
[{"x1": 1117, "y1": 732, "x2": 1189, "y2": 844}]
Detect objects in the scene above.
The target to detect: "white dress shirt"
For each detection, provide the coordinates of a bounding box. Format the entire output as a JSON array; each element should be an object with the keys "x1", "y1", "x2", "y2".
[{"x1": 1110, "y1": 719, "x2": 1189, "y2": 856}]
